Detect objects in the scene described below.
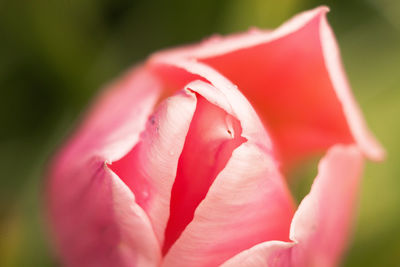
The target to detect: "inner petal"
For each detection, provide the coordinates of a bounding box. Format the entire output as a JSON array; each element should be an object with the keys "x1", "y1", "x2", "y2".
[
  {"x1": 162, "y1": 94, "x2": 246, "y2": 255},
  {"x1": 200, "y1": 16, "x2": 353, "y2": 168},
  {"x1": 108, "y1": 90, "x2": 198, "y2": 244}
]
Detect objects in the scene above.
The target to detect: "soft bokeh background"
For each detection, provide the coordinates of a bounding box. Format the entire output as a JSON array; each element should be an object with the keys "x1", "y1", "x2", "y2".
[{"x1": 1, "y1": 0, "x2": 399, "y2": 266}]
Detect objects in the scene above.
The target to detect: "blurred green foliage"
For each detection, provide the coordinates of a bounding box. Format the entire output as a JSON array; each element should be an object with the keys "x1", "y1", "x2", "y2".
[{"x1": 0, "y1": 0, "x2": 399, "y2": 266}]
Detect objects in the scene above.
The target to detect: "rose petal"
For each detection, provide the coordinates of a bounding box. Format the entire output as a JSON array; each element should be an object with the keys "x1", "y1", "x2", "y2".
[
  {"x1": 162, "y1": 93, "x2": 246, "y2": 254},
  {"x1": 150, "y1": 6, "x2": 384, "y2": 167},
  {"x1": 54, "y1": 66, "x2": 162, "y2": 173},
  {"x1": 288, "y1": 145, "x2": 363, "y2": 266},
  {"x1": 149, "y1": 63, "x2": 274, "y2": 153},
  {"x1": 162, "y1": 143, "x2": 295, "y2": 267},
  {"x1": 162, "y1": 81, "x2": 295, "y2": 267},
  {"x1": 109, "y1": 90, "x2": 197, "y2": 245},
  {"x1": 319, "y1": 14, "x2": 385, "y2": 161},
  {"x1": 48, "y1": 160, "x2": 160, "y2": 267},
  {"x1": 197, "y1": 10, "x2": 350, "y2": 166},
  {"x1": 47, "y1": 66, "x2": 167, "y2": 266},
  {"x1": 220, "y1": 241, "x2": 294, "y2": 267},
  {"x1": 150, "y1": 7, "x2": 326, "y2": 61},
  {"x1": 220, "y1": 145, "x2": 364, "y2": 267}
]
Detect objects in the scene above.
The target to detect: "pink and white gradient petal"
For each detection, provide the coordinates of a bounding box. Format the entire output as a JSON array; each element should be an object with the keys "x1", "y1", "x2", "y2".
[
  {"x1": 48, "y1": 160, "x2": 160, "y2": 267},
  {"x1": 109, "y1": 90, "x2": 198, "y2": 245},
  {"x1": 52, "y1": 66, "x2": 163, "y2": 176},
  {"x1": 220, "y1": 145, "x2": 364, "y2": 267},
  {"x1": 47, "y1": 66, "x2": 166, "y2": 266},
  {"x1": 161, "y1": 81, "x2": 295, "y2": 267}
]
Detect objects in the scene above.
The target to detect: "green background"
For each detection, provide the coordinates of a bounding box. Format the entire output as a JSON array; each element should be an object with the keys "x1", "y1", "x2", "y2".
[{"x1": 1, "y1": 0, "x2": 399, "y2": 266}]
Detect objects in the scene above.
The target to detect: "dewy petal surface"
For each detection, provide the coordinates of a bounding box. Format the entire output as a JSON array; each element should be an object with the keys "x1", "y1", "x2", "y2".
[
  {"x1": 220, "y1": 145, "x2": 364, "y2": 267},
  {"x1": 161, "y1": 81, "x2": 295, "y2": 267}
]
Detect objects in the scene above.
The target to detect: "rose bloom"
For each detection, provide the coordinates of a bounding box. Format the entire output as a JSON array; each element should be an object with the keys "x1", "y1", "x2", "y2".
[{"x1": 47, "y1": 6, "x2": 384, "y2": 267}]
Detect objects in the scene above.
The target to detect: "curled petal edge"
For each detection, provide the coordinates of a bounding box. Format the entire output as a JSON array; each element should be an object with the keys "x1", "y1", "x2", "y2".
[{"x1": 149, "y1": 6, "x2": 385, "y2": 161}]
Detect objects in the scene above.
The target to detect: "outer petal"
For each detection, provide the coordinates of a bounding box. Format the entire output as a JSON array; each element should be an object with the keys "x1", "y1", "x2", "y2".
[
  {"x1": 161, "y1": 81, "x2": 295, "y2": 267},
  {"x1": 150, "y1": 6, "x2": 384, "y2": 167},
  {"x1": 287, "y1": 145, "x2": 363, "y2": 266},
  {"x1": 48, "y1": 66, "x2": 165, "y2": 266},
  {"x1": 48, "y1": 160, "x2": 160, "y2": 267},
  {"x1": 319, "y1": 14, "x2": 384, "y2": 161},
  {"x1": 55, "y1": 66, "x2": 163, "y2": 171},
  {"x1": 220, "y1": 145, "x2": 364, "y2": 267}
]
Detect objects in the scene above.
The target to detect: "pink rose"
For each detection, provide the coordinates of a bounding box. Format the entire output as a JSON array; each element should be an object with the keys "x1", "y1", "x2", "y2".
[{"x1": 47, "y1": 6, "x2": 384, "y2": 267}]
